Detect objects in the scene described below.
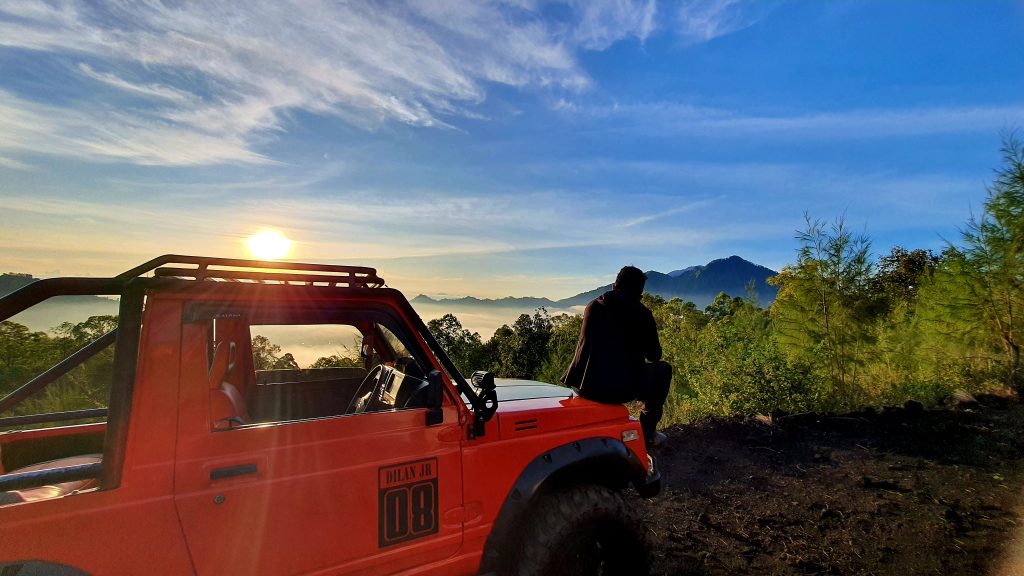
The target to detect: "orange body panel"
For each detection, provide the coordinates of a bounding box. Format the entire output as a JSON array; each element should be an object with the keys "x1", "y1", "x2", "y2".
[{"x1": 0, "y1": 298, "x2": 193, "y2": 574}]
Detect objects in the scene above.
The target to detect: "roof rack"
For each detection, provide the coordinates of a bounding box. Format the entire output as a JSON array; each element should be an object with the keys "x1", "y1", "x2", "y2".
[
  {"x1": 136, "y1": 255, "x2": 385, "y2": 288},
  {"x1": 0, "y1": 255, "x2": 385, "y2": 325}
]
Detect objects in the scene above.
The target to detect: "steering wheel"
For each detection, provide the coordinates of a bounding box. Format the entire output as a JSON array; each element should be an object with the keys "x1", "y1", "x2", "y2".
[{"x1": 345, "y1": 364, "x2": 384, "y2": 415}]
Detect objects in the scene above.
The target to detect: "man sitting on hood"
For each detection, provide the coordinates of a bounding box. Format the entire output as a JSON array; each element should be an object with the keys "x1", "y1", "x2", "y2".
[{"x1": 562, "y1": 265, "x2": 672, "y2": 447}]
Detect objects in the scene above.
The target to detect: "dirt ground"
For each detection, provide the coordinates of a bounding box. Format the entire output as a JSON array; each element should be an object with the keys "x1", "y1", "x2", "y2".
[{"x1": 639, "y1": 394, "x2": 1024, "y2": 576}]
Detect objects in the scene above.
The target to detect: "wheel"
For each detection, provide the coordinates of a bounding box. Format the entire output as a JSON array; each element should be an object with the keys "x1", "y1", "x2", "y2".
[{"x1": 514, "y1": 484, "x2": 650, "y2": 576}]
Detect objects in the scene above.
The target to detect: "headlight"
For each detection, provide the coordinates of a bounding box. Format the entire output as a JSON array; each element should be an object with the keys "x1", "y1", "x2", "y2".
[{"x1": 621, "y1": 429, "x2": 640, "y2": 443}]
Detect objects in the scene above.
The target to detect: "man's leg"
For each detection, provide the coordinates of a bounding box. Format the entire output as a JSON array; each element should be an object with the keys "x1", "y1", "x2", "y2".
[{"x1": 638, "y1": 360, "x2": 672, "y2": 441}]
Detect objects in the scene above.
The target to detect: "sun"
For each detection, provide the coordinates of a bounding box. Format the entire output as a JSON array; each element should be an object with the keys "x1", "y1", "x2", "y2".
[{"x1": 246, "y1": 229, "x2": 293, "y2": 260}]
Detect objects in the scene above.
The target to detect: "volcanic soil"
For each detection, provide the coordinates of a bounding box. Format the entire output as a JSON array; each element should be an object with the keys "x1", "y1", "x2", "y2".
[{"x1": 639, "y1": 394, "x2": 1024, "y2": 576}]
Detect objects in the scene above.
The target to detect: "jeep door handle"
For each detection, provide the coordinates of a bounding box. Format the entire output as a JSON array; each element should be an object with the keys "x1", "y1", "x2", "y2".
[{"x1": 210, "y1": 463, "x2": 258, "y2": 481}]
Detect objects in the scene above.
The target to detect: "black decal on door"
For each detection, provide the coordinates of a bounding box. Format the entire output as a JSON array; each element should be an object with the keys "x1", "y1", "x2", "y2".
[{"x1": 378, "y1": 458, "x2": 439, "y2": 547}]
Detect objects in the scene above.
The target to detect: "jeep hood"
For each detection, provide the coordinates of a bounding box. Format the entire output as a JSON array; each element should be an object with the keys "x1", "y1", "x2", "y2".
[
  {"x1": 491, "y1": 378, "x2": 574, "y2": 402},
  {"x1": 487, "y1": 379, "x2": 631, "y2": 439}
]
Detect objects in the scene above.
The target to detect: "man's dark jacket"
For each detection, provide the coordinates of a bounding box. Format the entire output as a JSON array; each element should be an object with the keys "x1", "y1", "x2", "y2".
[{"x1": 561, "y1": 289, "x2": 662, "y2": 403}]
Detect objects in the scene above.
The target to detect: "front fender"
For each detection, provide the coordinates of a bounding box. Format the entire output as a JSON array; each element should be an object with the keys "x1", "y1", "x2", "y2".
[{"x1": 479, "y1": 437, "x2": 653, "y2": 574}]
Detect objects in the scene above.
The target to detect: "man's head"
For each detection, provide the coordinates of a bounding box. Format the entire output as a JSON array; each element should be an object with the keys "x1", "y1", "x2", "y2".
[{"x1": 613, "y1": 265, "x2": 646, "y2": 299}]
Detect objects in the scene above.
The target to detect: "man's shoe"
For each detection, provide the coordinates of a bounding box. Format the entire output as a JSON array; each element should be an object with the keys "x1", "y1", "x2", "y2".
[{"x1": 646, "y1": 431, "x2": 667, "y2": 448}]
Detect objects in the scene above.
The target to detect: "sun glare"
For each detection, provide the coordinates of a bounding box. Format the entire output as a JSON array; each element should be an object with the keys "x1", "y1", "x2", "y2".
[{"x1": 246, "y1": 229, "x2": 293, "y2": 260}]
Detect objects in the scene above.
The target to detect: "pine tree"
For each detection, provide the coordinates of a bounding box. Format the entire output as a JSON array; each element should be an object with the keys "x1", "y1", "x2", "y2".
[
  {"x1": 960, "y1": 134, "x2": 1024, "y2": 389},
  {"x1": 769, "y1": 215, "x2": 874, "y2": 408}
]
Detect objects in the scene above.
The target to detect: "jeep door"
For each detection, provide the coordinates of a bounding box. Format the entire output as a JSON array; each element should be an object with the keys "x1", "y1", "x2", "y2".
[{"x1": 171, "y1": 303, "x2": 465, "y2": 575}]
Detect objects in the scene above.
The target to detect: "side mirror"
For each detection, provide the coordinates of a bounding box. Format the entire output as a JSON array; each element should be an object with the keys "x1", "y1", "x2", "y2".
[
  {"x1": 470, "y1": 370, "x2": 496, "y2": 391},
  {"x1": 425, "y1": 370, "x2": 444, "y2": 426},
  {"x1": 469, "y1": 371, "x2": 498, "y2": 437}
]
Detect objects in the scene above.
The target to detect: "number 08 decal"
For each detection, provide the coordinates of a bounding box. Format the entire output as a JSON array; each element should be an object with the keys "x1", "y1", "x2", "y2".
[{"x1": 378, "y1": 458, "x2": 439, "y2": 547}]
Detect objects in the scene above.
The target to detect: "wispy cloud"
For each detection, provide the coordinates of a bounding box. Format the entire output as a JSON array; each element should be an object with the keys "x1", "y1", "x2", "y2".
[
  {"x1": 676, "y1": 0, "x2": 777, "y2": 44},
  {"x1": 0, "y1": 155, "x2": 31, "y2": 170},
  {"x1": 618, "y1": 199, "x2": 714, "y2": 227},
  {"x1": 590, "y1": 101, "x2": 1024, "y2": 140},
  {"x1": 569, "y1": 0, "x2": 658, "y2": 50},
  {"x1": 76, "y1": 63, "x2": 195, "y2": 103},
  {"x1": 0, "y1": 0, "x2": 674, "y2": 167},
  {"x1": 0, "y1": 90, "x2": 272, "y2": 165},
  {"x1": 0, "y1": 0, "x2": 778, "y2": 167}
]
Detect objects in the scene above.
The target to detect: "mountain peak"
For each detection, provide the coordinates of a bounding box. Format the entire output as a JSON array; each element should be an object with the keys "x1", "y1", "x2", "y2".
[
  {"x1": 561, "y1": 256, "x2": 779, "y2": 308},
  {"x1": 408, "y1": 256, "x2": 781, "y2": 312},
  {"x1": 705, "y1": 255, "x2": 750, "y2": 266}
]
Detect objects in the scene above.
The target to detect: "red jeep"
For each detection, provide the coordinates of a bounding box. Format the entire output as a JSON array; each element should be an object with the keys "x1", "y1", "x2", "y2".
[{"x1": 0, "y1": 256, "x2": 660, "y2": 575}]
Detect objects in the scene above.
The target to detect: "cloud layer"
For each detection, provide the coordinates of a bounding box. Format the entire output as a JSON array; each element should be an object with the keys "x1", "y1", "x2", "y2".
[{"x1": 0, "y1": 0, "x2": 682, "y2": 166}]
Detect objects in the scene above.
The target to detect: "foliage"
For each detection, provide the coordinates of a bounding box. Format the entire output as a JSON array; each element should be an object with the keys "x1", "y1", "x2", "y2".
[
  {"x1": 251, "y1": 334, "x2": 282, "y2": 371},
  {"x1": 958, "y1": 135, "x2": 1024, "y2": 389},
  {"x1": 310, "y1": 354, "x2": 360, "y2": 369},
  {"x1": 1, "y1": 316, "x2": 118, "y2": 424},
  {"x1": 536, "y1": 313, "x2": 582, "y2": 385},
  {"x1": 272, "y1": 352, "x2": 300, "y2": 370},
  {"x1": 769, "y1": 215, "x2": 876, "y2": 409},
  {"x1": 486, "y1": 309, "x2": 554, "y2": 380},
  {"x1": 869, "y1": 247, "x2": 939, "y2": 312},
  {"x1": 427, "y1": 313, "x2": 486, "y2": 376}
]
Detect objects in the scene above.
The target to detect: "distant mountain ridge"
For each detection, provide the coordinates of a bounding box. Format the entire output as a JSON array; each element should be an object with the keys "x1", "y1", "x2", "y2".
[
  {"x1": 3, "y1": 257, "x2": 778, "y2": 331},
  {"x1": 413, "y1": 255, "x2": 779, "y2": 310},
  {"x1": 411, "y1": 294, "x2": 557, "y2": 308}
]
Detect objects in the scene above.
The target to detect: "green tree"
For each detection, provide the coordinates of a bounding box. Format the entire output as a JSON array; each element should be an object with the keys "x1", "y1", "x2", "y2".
[
  {"x1": 769, "y1": 215, "x2": 875, "y2": 408},
  {"x1": 489, "y1": 309, "x2": 553, "y2": 379},
  {"x1": 959, "y1": 135, "x2": 1024, "y2": 389},
  {"x1": 251, "y1": 335, "x2": 282, "y2": 371},
  {"x1": 53, "y1": 315, "x2": 118, "y2": 346},
  {"x1": 310, "y1": 354, "x2": 360, "y2": 368},
  {"x1": 870, "y1": 247, "x2": 939, "y2": 313},
  {"x1": 704, "y1": 292, "x2": 746, "y2": 323},
  {"x1": 271, "y1": 352, "x2": 300, "y2": 370},
  {"x1": 874, "y1": 248, "x2": 984, "y2": 402},
  {"x1": 536, "y1": 313, "x2": 582, "y2": 385},
  {"x1": 0, "y1": 321, "x2": 56, "y2": 396},
  {"x1": 1, "y1": 316, "x2": 118, "y2": 420},
  {"x1": 426, "y1": 313, "x2": 486, "y2": 376}
]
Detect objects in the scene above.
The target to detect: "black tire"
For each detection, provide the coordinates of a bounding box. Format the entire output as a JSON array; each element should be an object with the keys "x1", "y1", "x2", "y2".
[{"x1": 514, "y1": 484, "x2": 650, "y2": 576}]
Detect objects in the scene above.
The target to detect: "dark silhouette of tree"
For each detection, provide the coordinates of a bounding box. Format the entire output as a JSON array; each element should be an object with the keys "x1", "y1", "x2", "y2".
[
  {"x1": 271, "y1": 352, "x2": 299, "y2": 370},
  {"x1": 870, "y1": 247, "x2": 939, "y2": 313},
  {"x1": 251, "y1": 335, "x2": 282, "y2": 371},
  {"x1": 310, "y1": 354, "x2": 360, "y2": 368}
]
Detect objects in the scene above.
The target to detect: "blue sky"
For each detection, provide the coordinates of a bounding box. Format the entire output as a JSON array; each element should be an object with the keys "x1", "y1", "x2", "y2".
[{"x1": 1, "y1": 0, "x2": 1022, "y2": 299}]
